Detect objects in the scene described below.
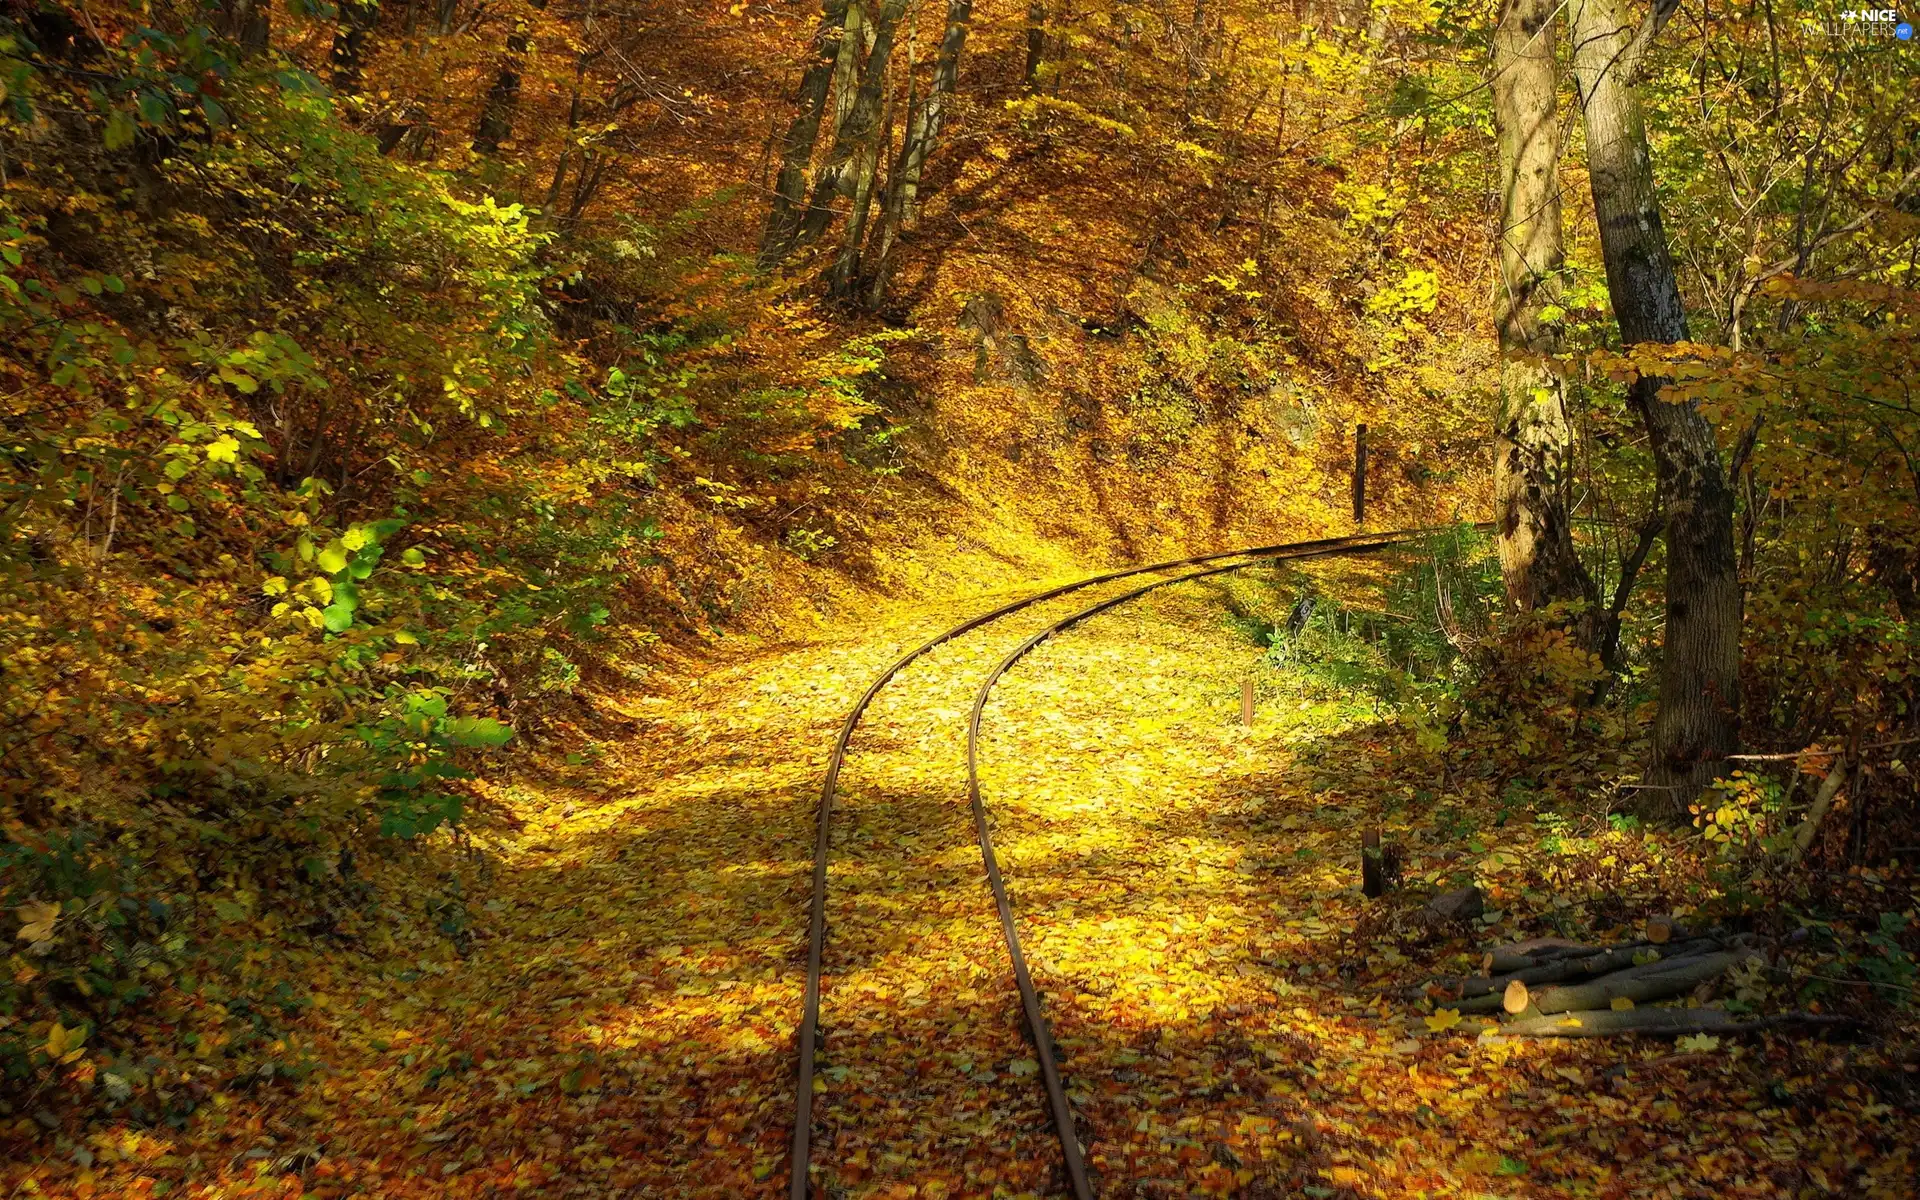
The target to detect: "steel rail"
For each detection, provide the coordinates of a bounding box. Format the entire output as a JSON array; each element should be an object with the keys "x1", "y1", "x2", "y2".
[
  {"x1": 961, "y1": 535, "x2": 1422, "y2": 1198},
  {"x1": 790, "y1": 526, "x2": 1451, "y2": 1200}
]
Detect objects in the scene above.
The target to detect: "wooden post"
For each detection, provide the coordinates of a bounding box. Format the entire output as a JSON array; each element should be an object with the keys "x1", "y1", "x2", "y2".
[
  {"x1": 1352, "y1": 423, "x2": 1368, "y2": 524},
  {"x1": 1240, "y1": 679, "x2": 1254, "y2": 727}
]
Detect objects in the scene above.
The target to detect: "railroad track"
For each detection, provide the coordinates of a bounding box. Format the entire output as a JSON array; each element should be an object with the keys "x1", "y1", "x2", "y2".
[{"x1": 789, "y1": 526, "x2": 1454, "y2": 1198}]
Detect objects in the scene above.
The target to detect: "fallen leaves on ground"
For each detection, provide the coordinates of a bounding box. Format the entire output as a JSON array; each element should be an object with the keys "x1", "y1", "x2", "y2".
[{"x1": 5, "y1": 569, "x2": 1917, "y2": 1198}]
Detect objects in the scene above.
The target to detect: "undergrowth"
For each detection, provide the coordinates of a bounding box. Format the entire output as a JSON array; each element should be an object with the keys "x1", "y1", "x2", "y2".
[{"x1": 0, "y1": 18, "x2": 899, "y2": 1122}]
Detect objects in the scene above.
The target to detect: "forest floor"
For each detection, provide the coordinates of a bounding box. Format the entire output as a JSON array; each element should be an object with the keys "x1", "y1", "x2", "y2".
[{"x1": 9, "y1": 565, "x2": 1918, "y2": 1199}]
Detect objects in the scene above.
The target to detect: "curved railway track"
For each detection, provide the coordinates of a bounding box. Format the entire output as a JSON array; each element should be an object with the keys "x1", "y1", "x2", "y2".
[{"x1": 790, "y1": 527, "x2": 1457, "y2": 1198}]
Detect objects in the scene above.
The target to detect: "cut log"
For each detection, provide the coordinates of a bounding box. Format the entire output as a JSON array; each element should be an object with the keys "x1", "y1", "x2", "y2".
[
  {"x1": 1646, "y1": 915, "x2": 1676, "y2": 944},
  {"x1": 1450, "y1": 938, "x2": 1723, "y2": 998},
  {"x1": 1526, "y1": 950, "x2": 1748, "y2": 1015},
  {"x1": 1452, "y1": 944, "x2": 1733, "y2": 1012},
  {"x1": 1501, "y1": 1007, "x2": 1854, "y2": 1038},
  {"x1": 1502, "y1": 979, "x2": 1530, "y2": 1014},
  {"x1": 1489, "y1": 936, "x2": 1599, "y2": 958},
  {"x1": 1485, "y1": 937, "x2": 1598, "y2": 973},
  {"x1": 1486, "y1": 951, "x2": 1525, "y2": 975}
]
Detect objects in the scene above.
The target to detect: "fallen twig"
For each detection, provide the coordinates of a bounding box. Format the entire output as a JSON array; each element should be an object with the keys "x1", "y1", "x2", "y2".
[
  {"x1": 1788, "y1": 753, "x2": 1852, "y2": 866},
  {"x1": 1726, "y1": 735, "x2": 1920, "y2": 762}
]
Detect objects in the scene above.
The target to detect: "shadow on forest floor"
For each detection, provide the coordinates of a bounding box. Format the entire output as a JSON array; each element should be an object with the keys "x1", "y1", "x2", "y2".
[{"x1": 8, "y1": 572, "x2": 1912, "y2": 1200}]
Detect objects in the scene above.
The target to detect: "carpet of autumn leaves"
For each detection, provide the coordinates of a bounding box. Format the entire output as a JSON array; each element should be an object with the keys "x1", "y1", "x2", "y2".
[{"x1": 9, "y1": 553, "x2": 1917, "y2": 1199}]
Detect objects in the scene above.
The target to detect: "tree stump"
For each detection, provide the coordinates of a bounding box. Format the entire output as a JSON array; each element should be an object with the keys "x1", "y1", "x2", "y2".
[{"x1": 1361, "y1": 829, "x2": 1401, "y2": 898}]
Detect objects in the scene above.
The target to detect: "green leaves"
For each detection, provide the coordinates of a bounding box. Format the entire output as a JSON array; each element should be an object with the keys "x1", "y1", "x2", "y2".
[
  {"x1": 289, "y1": 521, "x2": 415, "y2": 633},
  {"x1": 321, "y1": 601, "x2": 355, "y2": 633},
  {"x1": 104, "y1": 108, "x2": 136, "y2": 151},
  {"x1": 445, "y1": 717, "x2": 513, "y2": 749},
  {"x1": 363, "y1": 689, "x2": 514, "y2": 839}
]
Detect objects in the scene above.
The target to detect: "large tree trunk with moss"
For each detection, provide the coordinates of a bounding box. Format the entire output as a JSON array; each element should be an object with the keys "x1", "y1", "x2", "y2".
[
  {"x1": 762, "y1": 0, "x2": 853, "y2": 266},
  {"x1": 865, "y1": 0, "x2": 975, "y2": 308},
  {"x1": 1491, "y1": 0, "x2": 1594, "y2": 619},
  {"x1": 1569, "y1": 0, "x2": 1740, "y2": 807}
]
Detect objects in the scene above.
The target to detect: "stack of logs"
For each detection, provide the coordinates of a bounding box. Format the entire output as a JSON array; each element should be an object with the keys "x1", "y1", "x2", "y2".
[{"x1": 1428, "y1": 924, "x2": 1791, "y2": 1038}]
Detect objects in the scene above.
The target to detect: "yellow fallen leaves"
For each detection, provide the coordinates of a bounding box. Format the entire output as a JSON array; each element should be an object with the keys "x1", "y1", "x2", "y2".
[
  {"x1": 14, "y1": 560, "x2": 1915, "y2": 1200},
  {"x1": 45, "y1": 1020, "x2": 86, "y2": 1063},
  {"x1": 1424, "y1": 1007, "x2": 1463, "y2": 1033},
  {"x1": 15, "y1": 899, "x2": 59, "y2": 945}
]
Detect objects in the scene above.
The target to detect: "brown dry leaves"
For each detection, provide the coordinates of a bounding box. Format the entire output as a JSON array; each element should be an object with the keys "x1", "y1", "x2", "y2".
[{"x1": 8, "y1": 572, "x2": 1918, "y2": 1199}]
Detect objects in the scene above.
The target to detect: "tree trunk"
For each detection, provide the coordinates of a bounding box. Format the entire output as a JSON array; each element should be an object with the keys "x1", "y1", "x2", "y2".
[
  {"x1": 865, "y1": 0, "x2": 975, "y2": 308},
  {"x1": 1023, "y1": 2, "x2": 1046, "y2": 92},
  {"x1": 329, "y1": 0, "x2": 380, "y2": 92},
  {"x1": 1491, "y1": 0, "x2": 1594, "y2": 618},
  {"x1": 793, "y1": 0, "x2": 908, "y2": 253},
  {"x1": 1569, "y1": 0, "x2": 1740, "y2": 807},
  {"x1": 1526, "y1": 949, "x2": 1746, "y2": 1013},
  {"x1": 1451, "y1": 939, "x2": 1719, "y2": 1000},
  {"x1": 220, "y1": 0, "x2": 271, "y2": 55},
  {"x1": 1503, "y1": 1007, "x2": 1762, "y2": 1037},
  {"x1": 544, "y1": 0, "x2": 599, "y2": 219},
  {"x1": 828, "y1": 75, "x2": 893, "y2": 298},
  {"x1": 473, "y1": 0, "x2": 548, "y2": 154},
  {"x1": 832, "y1": 0, "x2": 868, "y2": 132},
  {"x1": 762, "y1": 0, "x2": 853, "y2": 266}
]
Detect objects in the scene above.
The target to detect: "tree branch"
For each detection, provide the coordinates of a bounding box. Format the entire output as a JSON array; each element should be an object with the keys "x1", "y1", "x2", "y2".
[{"x1": 1620, "y1": 0, "x2": 1680, "y2": 83}]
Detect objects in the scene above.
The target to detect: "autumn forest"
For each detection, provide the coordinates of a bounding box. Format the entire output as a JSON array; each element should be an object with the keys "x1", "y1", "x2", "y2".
[{"x1": 2, "y1": 0, "x2": 1919, "y2": 1194}]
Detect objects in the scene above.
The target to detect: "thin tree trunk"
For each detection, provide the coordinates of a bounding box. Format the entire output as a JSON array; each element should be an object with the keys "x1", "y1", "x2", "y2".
[
  {"x1": 1491, "y1": 0, "x2": 1594, "y2": 619},
  {"x1": 793, "y1": 0, "x2": 909, "y2": 253},
  {"x1": 1570, "y1": 0, "x2": 1740, "y2": 807},
  {"x1": 329, "y1": 0, "x2": 380, "y2": 92},
  {"x1": 832, "y1": 1, "x2": 869, "y2": 132},
  {"x1": 220, "y1": 0, "x2": 271, "y2": 55},
  {"x1": 545, "y1": 0, "x2": 598, "y2": 217},
  {"x1": 547, "y1": 88, "x2": 583, "y2": 210},
  {"x1": 567, "y1": 154, "x2": 610, "y2": 223},
  {"x1": 473, "y1": 0, "x2": 548, "y2": 154},
  {"x1": 1023, "y1": 1, "x2": 1046, "y2": 92},
  {"x1": 866, "y1": 0, "x2": 975, "y2": 308},
  {"x1": 762, "y1": 0, "x2": 854, "y2": 266},
  {"x1": 829, "y1": 79, "x2": 893, "y2": 298}
]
